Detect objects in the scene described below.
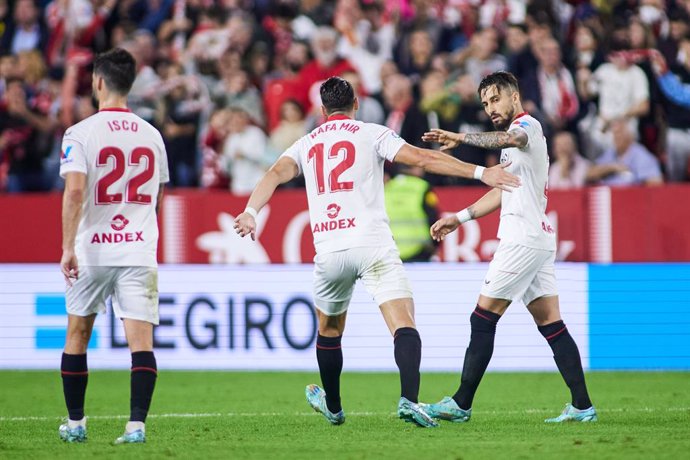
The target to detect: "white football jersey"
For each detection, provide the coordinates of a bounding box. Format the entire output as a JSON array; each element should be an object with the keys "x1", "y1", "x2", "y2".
[
  {"x1": 59, "y1": 108, "x2": 170, "y2": 267},
  {"x1": 497, "y1": 113, "x2": 556, "y2": 250},
  {"x1": 281, "y1": 115, "x2": 405, "y2": 254}
]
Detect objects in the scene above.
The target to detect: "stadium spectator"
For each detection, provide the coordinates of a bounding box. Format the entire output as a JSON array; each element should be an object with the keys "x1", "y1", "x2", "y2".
[
  {"x1": 0, "y1": 77, "x2": 55, "y2": 192},
  {"x1": 200, "y1": 107, "x2": 231, "y2": 189},
  {"x1": 0, "y1": 0, "x2": 48, "y2": 56},
  {"x1": 233, "y1": 76, "x2": 519, "y2": 428},
  {"x1": 421, "y1": 71, "x2": 596, "y2": 424},
  {"x1": 267, "y1": 99, "x2": 307, "y2": 164},
  {"x1": 296, "y1": 26, "x2": 355, "y2": 113},
  {"x1": 336, "y1": 0, "x2": 394, "y2": 95},
  {"x1": 505, "y1": 22, "x2": 536, "y2": 81},
  {"x1": 451, "y1": 27, "x2": 507, "y2": 87},
  {"x1": 58, "y1": 47, "x2": 168, "y2": 445},
  {"x1": 548, "y1": 131, "x2": 591, "y2": 189},
  {"x1": 1, "y1": 0, "x2": 688, "y2": 191},
  {"x1": 586, "y1": 118, "x2": 663, "y2": 186},
  {"x1": 522, "y1": 37, "x2": 579, "y2": 134},
  {"x1": 382, "y1": 73, "x2": 428, "y2": 148},
  {"x1": 341, "y1": 69, "x2": 385, "y2": 125},
  {"x1": 650, "y1": 44, "x2": 690, "y2": 182},
  {"x1": 576, "y1": 50, "x2": 650, "y2": 159},
  {"x1": 567, "y1": 23, "x2": 605, "y2": 74},
  {"x1": 121, "y1": 36, "x2": 161, "y2": 124},
  {"x1": 212, "y1": 68, "x2": 265, "y2": 128},
  {"x1": 220, "y1": 106, "x2": 268, "y2": 196},
  {"x1": 396, "y1": 28, "x2": 435, "y2": 84},
  {"x1": 155, "y1": 62, "x2": 203, "y2": 187}
]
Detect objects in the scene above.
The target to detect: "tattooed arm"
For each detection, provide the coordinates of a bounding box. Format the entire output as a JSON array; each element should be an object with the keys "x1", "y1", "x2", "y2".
[
  {"x1": 423, "y1": 128, "x2": 528, "y2": 151},
  {"x1": 460, "y1": 130, "x2": 528, "y2": 150}
]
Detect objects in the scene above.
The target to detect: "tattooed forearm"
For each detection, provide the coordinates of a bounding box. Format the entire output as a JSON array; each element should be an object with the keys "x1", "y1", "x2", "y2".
[
  {"x1": 467, "y1": 206, "x2": 477, "y2": 219},
  {"x1": 462, "y1": 132, "x2": 514, "y2": 149}
]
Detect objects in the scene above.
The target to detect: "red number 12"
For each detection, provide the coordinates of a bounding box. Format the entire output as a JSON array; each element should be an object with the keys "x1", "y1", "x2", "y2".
[{"x1": 307, "y1": 141, "x2": 355, "y2": 194}]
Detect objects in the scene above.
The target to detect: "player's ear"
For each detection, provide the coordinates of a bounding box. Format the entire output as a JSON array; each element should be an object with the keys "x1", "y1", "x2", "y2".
[
  {"x1": 353, "y1": 97, "x2": 359, "y2": 111},
  {"x1": 321, "y1": 105, "x2": 328, "y2": 118}
]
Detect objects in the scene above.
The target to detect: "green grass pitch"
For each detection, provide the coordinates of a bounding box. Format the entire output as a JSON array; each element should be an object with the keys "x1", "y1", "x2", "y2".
[{"x1": 1, "y1": 371, "x2": 689, "y2": 459}]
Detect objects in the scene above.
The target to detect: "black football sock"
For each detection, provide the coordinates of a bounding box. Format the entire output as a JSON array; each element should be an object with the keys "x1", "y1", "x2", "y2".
[
  {"x1": 316, "y1": 335, "x2": 343, "y2": 413},
  {"x1": 538, "y1": 320, "x2": 593, "y2": 409},
  {"x1": 453, "y1": 306, "x2": 501, "y2": 410},
  {"x1": 61, "y1": 353, "x2": 88, "y2": 420},
  {"x1": 393, "y1": 327, "x2": 422, "y2": 403},
  {"x1": 130, "y1": 351, "x2": 157, "y2": 422}
]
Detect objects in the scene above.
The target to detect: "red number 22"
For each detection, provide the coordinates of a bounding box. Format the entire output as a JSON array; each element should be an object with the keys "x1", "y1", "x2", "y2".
[{"x1": 96, "y1": 146, "x2": 155, "y2": 205}]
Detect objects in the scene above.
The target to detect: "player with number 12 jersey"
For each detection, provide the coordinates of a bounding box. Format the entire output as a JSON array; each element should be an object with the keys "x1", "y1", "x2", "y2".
[
  {"x1": 59, "y1": 108, "x2": 169, "y2": 267},
  {"x1": 282, "y1": 114, "x2": 403, "y2": 254}
]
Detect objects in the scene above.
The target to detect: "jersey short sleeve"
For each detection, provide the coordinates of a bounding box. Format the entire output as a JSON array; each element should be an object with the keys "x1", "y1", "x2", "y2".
[
  {"x1": 508, "y1": 117, "x2": 534, "y2": 151},
  {"x1": 374, "y1": 127, "x2": 406, "y2": 162},
  {"x1": 59, "y1": 132, "x2": 87, "y2": 178},
  {"x1": 280, "y1": 138, "x2": 304, "y2": 175},
  {"x1": 156, "y1": 132, "x2": 170, "y2": 184}
]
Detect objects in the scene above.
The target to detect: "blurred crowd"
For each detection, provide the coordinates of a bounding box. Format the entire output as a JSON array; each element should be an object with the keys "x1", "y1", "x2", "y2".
[{"x1": 1, "y1": 0, "x2": 690, "y2": 194}]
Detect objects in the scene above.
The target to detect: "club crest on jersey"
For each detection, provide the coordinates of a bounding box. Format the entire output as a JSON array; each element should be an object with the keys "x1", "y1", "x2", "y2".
[
  {"x1": 60, "y1": 145, "x2": 74, "y2": 164},
  {"x1": 326, "y1": 203, "x2": 341, "y2": 219},
  {"x1": 110, "y1": 214, "x2": 129, "y2": 231}
]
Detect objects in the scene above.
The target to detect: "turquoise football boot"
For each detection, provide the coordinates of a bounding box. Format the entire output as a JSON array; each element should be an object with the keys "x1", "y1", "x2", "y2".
[
  {"x1": 420, "y1": 396, "x2": 472, "y2": 423},
  {"x1": 58, "y1": 419, "x2": 87, "y2": 443},
  {"x1": 545, "y1": 403, "x2": 598, "y2": 423},
  {"x1": 305, "y1": 384, "x2": 345, "y2": 425},
  {"x1": 397, "y1": 397, "x2": 439, "y2": 428},
  {"x1": 114, "y1": 429, "x2": 146, "y2": 444}
]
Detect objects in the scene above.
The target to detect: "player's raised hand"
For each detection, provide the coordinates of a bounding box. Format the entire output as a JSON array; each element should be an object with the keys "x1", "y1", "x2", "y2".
[
  {"x1": 234, "y1": 212, "x2": 256, "y2": 241},
  {"x1": 481, "y1": 162, "x2": 521, "y2": 192},
  {"x1": 430, "y1": 215, "x2": 461, "y2": 242},
  {"x1": 60, "y1": 249, "x2": 79, "y2": 287},
  {"x1": 422, "y1": 129, "x2": 462, "y2": 151}
]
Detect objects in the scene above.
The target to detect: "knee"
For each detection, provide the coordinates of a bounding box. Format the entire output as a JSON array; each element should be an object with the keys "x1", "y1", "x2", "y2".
[{"x1": 65, "y1": 326, "x2": 91, "y2": 352}]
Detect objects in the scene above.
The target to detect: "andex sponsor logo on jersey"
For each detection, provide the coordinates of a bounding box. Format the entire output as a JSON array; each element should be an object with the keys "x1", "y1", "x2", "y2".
[
  {"x1": 311, "y1": 203, "x2": 356, "y2": 234},
  {"x1": 90, "y1": 214, "x2": 144, "y2": 244}
]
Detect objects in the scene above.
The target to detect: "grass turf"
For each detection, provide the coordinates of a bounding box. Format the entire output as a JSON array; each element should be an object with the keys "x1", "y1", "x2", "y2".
[{"x1": 0, "y1": 371, "x2": 688, "y2": 459}]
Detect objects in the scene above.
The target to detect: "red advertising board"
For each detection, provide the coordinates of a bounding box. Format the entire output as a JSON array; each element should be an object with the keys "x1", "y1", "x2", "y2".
[{"x1": 1, "y1": 186, "x2": 688, "y2": 263}]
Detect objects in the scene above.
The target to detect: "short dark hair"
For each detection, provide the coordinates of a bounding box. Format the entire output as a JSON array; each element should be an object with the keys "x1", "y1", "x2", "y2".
[
  {"x1": 478, "y1": 71, "x2": 520, "y2": 98},
  {"x1": 320, "y1": 76, "x2": 355, "y2": 114},
  {"x1": 93, "y1": 48, "x2": 136, "y2": 95}
]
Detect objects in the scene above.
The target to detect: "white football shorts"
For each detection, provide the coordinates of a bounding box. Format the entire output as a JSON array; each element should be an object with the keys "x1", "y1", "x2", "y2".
[
  {"x1": 480, "y1": 241, "x2": 558, "y2": 306},
  {"x1": 312, "y1": 245, "x2": 413, "y2": 316},
  {"x1": 65, "y1": 266, "x2": 160, "y2": 324}
]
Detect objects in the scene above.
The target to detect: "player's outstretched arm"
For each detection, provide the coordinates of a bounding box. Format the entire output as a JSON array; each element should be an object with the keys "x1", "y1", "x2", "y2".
[
  {"x1": 430, "y1": 188, "x2": 502, "y2": 241},
  {"x1": 61, "y1": 172, "x2": 86, "y2": 286},
  {"x1": 424, "y1": 128, "x2": 528, "y2": 151},
  {"x1": 421, "y1": 129, "x2": 462, "y2": 151},
  {"x1": 394, "y1": 144, "x2": 520, "y2": 191},
  {"x1": 234, "y1": 156, "x2": 299, "y2": 241}
]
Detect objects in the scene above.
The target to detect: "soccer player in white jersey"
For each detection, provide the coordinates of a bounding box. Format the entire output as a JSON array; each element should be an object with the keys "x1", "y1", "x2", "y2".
[
  {"x1": 421, "y1": 71, "x2": 597, "y2": 423},
  {"x1": 57, "y1": 48, "x2": 169, "y2": 444},
  {"x1": 234, "y1": 76, "x2": 520, "y2": 428}
]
